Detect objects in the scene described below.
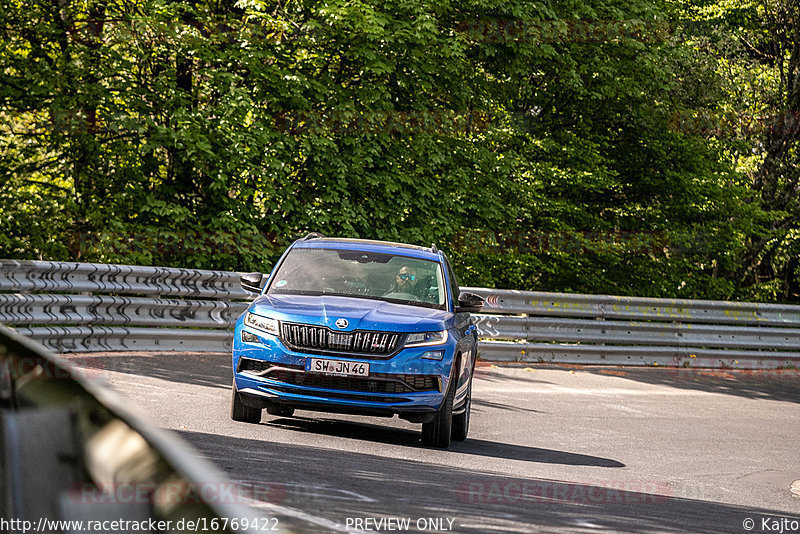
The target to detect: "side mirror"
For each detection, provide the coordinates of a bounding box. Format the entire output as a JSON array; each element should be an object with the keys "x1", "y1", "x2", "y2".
[
  {"x1": 240, "y1": 272, "x2": 267, "y2": 293},
  {"x1": 456, "y1": 291, "x2": 484, "y2": 313}
]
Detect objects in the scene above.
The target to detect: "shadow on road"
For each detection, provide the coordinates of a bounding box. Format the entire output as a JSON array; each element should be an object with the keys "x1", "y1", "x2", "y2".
[
  {"x1": 581, "y1": 366, "x2": 800, "y2": 404},
  {"x1": 451, "y1": 438, "x2": 624, "y2": 467},
  {"x1": 178, "y1": 429, "x2": 800, "y2": 534},
  {"x1": 472, "y1": 397, "x2": 543, "y2": 413},
  {"x1": 62, "y1": 351, "x2": 231, "y2": 390},
  {"x1": 261, "y1": 416, "x2": 623, "y2": 467},
  {"x1": 473, "y1": 366, "x2": 553, "y2": 385}
]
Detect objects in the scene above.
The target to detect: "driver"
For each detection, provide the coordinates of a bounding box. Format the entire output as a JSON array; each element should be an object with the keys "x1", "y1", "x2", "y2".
[
  {"x1": 396, "y1": 265, "x2": 418, "y2": 293},
  {"x1": 386, "y1": 264, "x2": 419, "y2": 297}
]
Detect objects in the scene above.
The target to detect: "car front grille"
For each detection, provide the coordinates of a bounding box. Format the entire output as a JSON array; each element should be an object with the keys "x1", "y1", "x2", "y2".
[
  {"x1": 237, "y1": 358, "x2": 439, "y2": 394},
  {"x1": 280, "y1": 322, "x2": 401, "y2": 357}
]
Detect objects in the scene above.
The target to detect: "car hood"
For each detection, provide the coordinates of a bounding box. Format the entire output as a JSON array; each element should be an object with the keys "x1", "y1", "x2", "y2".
[{"x1": 247, "y1": 294, "x2": 451, "y2": 332}]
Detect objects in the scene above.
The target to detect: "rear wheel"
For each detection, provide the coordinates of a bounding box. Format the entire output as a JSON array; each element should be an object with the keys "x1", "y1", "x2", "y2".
[
  {"x1": 421, "y1": 375, "x2": 455, "y2": 448},
  {"x1": 451, "y1": 377, "x2": 472, "y2": 441},
  {"x1": 230, "y1": 379, "x2": 261, "y2": 423}
]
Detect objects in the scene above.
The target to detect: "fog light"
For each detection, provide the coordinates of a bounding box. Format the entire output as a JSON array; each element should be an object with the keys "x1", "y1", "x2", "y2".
[
  {"x1": 242, "y1": 331, "x2": 260, "y2": 343},
  {"x1": 421, "y1": 350, "x2": 445, "y2": 361}
]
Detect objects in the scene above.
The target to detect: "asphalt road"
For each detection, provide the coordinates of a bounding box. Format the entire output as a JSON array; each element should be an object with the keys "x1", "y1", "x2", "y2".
[{"x1": 64, "y1": 352, "x2": 800, "y2": 533}]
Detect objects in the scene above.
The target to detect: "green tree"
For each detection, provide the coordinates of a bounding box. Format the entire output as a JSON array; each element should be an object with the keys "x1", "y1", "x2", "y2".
[{"x1": 0, "y1": 0, "x2": 790, "y2": 301}]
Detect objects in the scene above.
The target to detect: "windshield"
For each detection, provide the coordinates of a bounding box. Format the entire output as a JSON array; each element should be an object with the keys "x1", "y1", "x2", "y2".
[{"x1": 266, "y1": 247, "x2": 447, "y2": 310}]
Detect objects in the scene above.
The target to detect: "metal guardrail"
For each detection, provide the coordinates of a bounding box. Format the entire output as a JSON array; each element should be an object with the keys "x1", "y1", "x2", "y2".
[
  {"x1": 0, "y1": 260, "x2": 249, "y2": 298},
  {"x1": 0, "y1": 260, "x2": 248, "y2": 353},
  {"x1": 2, "y1": 260, "x2": 800, "y2": 368},
  {"x1": 464, "y1": 287, "x2": 800, "y2": 325},
  {"x1": 464, "y1": 287, "x2": 800, "y2": 368}
]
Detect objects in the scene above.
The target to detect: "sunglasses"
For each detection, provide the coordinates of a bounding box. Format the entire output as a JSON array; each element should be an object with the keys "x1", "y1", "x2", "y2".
[{"x1": 398, "y1": 274, "x2": 416, "y2": 280}]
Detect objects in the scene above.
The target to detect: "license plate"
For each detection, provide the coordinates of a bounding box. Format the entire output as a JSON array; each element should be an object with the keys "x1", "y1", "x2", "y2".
[{"x1": 305, "y1": 358, "x2": 369, "y2": 377}]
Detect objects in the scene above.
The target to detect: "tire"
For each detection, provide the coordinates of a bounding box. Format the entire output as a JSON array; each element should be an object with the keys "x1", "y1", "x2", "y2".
[
  {"x1": 230, "y1": 379, "x2": 261, "y2": 423},
  {"x1": 451, "y1": 377, "x2": 472, "y2": 442},
  {"x1": 421, "y1": 374, "x2": 455, "y2": 448}
]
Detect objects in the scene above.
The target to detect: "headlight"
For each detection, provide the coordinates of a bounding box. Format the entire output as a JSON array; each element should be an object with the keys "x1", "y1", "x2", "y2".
[
  {"x1": 244, "y1": 312, "x2": 279, "y2": 336},
  {"x1": 405, "y1": 330, "x2": 448, "y2": 347}
]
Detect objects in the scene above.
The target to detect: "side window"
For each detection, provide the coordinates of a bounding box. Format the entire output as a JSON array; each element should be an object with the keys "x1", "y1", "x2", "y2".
[{"x1": 444, "y1": 257, "x2": 460, "y2": 307}]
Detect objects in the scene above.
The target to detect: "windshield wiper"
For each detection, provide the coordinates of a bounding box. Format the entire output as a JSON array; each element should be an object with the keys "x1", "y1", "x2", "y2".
[
  {"x1": 379, "y1": 297, "x2": 443, "y2": 310},
  {"x1": 269, "y1": 289, "x2": 324, "y2": 296}
]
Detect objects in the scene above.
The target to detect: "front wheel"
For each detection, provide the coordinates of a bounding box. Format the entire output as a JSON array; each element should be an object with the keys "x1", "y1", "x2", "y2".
[
  {"x1": 230, "y1": 379, "x2": 261, "y2": 423},
  {"x1": 451, "y1": 377, "x2": 472, "y2": 442},
  {"x1": 421, "y1": 375, "x2": 455, "y2": 448}
]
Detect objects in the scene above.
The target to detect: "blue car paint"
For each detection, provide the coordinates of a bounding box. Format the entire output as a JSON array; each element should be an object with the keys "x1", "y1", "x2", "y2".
[{"x1": 231, "y1": 238, "x2": 478, "y2": 419}]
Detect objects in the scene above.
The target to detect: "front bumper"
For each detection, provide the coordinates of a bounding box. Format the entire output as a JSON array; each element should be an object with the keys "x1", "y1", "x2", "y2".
[{"x1": 232, "y1": 323, "x2": 455, "y2": 416}]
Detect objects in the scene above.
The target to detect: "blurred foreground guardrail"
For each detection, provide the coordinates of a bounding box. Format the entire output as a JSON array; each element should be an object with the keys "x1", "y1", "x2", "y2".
[
  {"x1": 2, "y1": 260, "x2": 800, "y2": 369},
  {"x1": 0, "y1": 324, "x2": 274, "y2": 533}
]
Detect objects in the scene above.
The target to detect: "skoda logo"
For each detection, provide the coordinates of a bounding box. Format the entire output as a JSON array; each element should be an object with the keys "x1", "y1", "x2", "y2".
[{"x1": 335, "y1": 318, "x2": 349, "y2": 329}]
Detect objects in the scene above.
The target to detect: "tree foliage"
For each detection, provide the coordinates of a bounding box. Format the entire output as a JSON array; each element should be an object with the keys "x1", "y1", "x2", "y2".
[{"x1": 0, "y1": 0, "x2": 797, "y2": 301}]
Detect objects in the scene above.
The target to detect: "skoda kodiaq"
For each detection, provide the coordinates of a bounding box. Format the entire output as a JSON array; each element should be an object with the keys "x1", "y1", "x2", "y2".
[{"x1": 230, "y1": 234, "x2": 484, "y2": 448}]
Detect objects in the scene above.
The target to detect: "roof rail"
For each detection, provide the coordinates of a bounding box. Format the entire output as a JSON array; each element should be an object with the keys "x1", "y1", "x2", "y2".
[
  {"x1": 431, "y1": 243, "x2": 439, "y2": 253},
  {"x1": 303, "y1": 232, "x2": 326, "y2": 240}
]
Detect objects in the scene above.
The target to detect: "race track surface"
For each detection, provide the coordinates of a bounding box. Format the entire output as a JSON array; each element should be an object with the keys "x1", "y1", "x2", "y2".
[{"x1": 64, "y1": 352, "x2": 800, "y2": 533}]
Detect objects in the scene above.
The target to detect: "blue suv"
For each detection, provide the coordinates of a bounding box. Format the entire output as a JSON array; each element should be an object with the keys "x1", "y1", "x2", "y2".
[{"x1": 230, "y1": 234, "x2": 484, "y2": 448}]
